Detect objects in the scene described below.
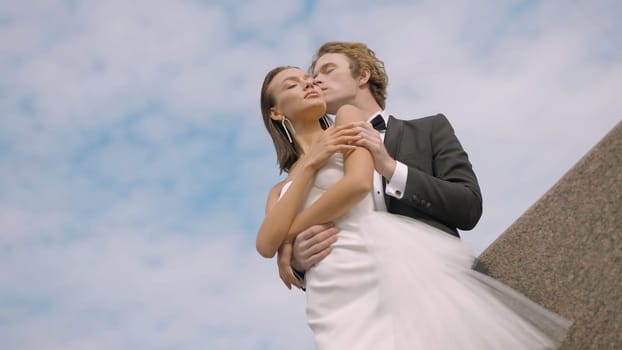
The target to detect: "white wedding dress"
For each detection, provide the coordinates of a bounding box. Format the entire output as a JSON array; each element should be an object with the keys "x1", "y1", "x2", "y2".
[{"x1": 284, "y1": 154, "x2": 571, "y2": 350}]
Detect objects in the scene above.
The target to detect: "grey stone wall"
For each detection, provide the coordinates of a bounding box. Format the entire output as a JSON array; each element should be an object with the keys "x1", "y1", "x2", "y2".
[{"x1": 475, "y1": 121, "x2": 622, "y2": 349}]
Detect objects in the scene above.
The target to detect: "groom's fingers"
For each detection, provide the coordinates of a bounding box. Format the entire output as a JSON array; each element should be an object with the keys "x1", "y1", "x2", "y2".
[
  {"x1": 301, "y1": 227, "x2": 338, "y2": 269},
  {"x1": 323, "y1": 125, "x2": 354, "y2": 138},
  {"x1": 352, "y1": 126, "x2": 383, "y2": 153},
  {"x1": 306, "y1": 246, "x2": 332, "y2": 268},
  {"x1": 341, "y1": 122, "x2": 382, "y2": 146},
  {"x1": 294, "y1": 224, "x2": 339, "y2": 270},
  {"x1": 306, "y1": 229, "x2": 338, "y2": 256},
  {"x1": 297, "y1": 223, "x2": 335, "y2": 244},
  {"x1": 342, "y1": 121, "x2": 373, "y2": 131}
]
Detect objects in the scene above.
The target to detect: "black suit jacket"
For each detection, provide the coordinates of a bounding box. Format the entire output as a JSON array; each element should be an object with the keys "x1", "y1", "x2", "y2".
[{"x1": 383, "y1": 114, "x2": 482, "y2": 237}]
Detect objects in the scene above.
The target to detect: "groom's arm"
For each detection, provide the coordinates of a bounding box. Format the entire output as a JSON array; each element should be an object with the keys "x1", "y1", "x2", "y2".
[
  {"x1": 288, "y1": 224, "x2": 340, "y2": 291},
  {"x1": 396, "y1": 114, "x2": 482, "y2": 230}
]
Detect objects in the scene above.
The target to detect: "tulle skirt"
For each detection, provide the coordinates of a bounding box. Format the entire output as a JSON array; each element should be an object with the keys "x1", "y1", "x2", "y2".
[{"x1": 304, "y1": 211, "x2": 571, "y2": 350}]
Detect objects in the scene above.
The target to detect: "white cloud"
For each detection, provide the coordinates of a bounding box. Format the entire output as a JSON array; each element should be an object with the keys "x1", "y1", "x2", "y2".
[
  {"x1": 3, "y1": 0, "x2": 231, "y2": 129},
  {"x1": 0, "y1": 224, "x2": 311, "y2": 349},
  {"x1": 236, "y1": 0, "x2": 304, "y2": 29}
]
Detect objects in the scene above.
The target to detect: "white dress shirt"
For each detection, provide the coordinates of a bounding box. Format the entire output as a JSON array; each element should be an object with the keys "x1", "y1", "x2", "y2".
[{"x1": 367, "y1": 111, "x2": 408, "y2": 211}]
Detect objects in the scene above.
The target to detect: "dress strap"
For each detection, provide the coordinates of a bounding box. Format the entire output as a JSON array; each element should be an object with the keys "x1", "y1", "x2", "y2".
[{"x1": 278, "y1": 180, "x2": 293, "y2": 199}]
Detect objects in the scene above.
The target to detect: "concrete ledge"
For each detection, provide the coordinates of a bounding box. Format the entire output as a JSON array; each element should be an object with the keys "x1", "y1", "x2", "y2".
[{"x1": 475, "y1": 121, "x2": 622, "y2": 349}]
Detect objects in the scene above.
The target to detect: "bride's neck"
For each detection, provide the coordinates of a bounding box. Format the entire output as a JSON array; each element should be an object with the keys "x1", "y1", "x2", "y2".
[{"x1": 292, "y1": 120, "x2": 323, "y2": 155}]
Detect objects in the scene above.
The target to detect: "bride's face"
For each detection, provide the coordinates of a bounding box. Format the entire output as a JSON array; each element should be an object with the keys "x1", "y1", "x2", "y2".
[{"x1": 268, "y1": 67, "x2": 326, "y2": 123}]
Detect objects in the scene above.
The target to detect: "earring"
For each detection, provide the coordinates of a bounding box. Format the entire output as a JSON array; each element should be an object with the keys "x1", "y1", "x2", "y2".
[{"x1": 281, "y1": 116, "x2": 296, "y2": 143}]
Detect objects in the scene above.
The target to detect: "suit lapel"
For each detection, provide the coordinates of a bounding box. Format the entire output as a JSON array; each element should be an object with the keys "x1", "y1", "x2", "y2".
[{"x1": 384, "y1": 115, "x2": 403, "y2": 158}]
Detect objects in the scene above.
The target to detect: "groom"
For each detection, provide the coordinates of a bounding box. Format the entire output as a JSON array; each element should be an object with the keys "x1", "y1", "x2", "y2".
[{"x1": 290, "y1": 41, "x2": 483, "y2": 278}]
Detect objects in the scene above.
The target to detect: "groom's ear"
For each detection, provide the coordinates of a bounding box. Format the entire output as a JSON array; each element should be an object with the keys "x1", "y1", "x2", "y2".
[
  {"x1": 358, "y1": 68, "x2": 371, "y2": 86},
  {"x1": 269, "y1": 107, "x2": 283, "y2": 121}
]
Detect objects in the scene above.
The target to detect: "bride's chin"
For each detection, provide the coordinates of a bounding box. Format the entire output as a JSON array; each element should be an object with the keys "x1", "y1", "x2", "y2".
[
  {"x1": 309, "y1": 104, "x2": 327, "y2": 118},
  {"x1": 296, "y1": 103, "x2": 326, "y2": 120}
]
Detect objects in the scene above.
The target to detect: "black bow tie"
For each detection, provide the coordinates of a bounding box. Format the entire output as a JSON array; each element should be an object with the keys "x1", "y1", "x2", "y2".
[{"x1": 370, "y1": 114, "x2": 386, "y2": 131}]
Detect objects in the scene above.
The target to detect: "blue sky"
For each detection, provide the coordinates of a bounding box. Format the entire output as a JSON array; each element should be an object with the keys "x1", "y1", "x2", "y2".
[{"x1": 1, "y1": 0, "x2": 620, "y2": 349}]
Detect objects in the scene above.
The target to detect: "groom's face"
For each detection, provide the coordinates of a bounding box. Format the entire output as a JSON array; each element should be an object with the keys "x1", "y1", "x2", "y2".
[{"x1": 312, "y1": 53, "x2": 360, "y2": 114}]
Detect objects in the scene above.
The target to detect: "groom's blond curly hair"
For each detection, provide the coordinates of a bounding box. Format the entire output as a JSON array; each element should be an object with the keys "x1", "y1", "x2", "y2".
[{"x1": 310, "y1": 41, "x2": 388, "y2": 109}]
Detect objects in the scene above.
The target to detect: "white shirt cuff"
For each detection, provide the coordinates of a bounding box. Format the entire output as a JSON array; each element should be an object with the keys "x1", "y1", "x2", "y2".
[{"x1": 385, "y1": 161, "x2": 407, "y2": 199}]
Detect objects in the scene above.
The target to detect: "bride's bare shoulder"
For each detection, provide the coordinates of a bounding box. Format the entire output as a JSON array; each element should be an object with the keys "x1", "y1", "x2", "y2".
[
  {"x1": 267, "y1": 178, "x2": 292, "y2": 200},
  {"x1": 335, "y1": 104, "x2": 365, "y2": 125}
]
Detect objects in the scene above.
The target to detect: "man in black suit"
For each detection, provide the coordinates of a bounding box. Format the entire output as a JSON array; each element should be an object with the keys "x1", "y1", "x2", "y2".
[{"x1": 290, "y1": 41, "x2": 482, "y2": 279}]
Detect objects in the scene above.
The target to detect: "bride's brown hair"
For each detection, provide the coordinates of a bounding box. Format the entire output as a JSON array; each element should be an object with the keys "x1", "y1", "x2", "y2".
[{"x1": 260, "y1": 66, "x2": 301, "y2": 173}]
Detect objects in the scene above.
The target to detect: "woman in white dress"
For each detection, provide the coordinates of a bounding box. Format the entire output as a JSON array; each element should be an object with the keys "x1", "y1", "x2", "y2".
[{"x1": 256, "y1": 66, "x2": 571, "y2": 349}]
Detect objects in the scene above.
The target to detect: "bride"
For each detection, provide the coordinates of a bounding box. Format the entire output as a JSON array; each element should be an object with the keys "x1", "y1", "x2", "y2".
[{"x1": 255, "y1": 66, "x2": 570, "y2": 349}]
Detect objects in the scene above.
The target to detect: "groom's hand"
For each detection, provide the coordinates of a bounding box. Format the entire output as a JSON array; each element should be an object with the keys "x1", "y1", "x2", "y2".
[
  {"x1": 347, "y1": 121, "x2": 396, "y2": 181},
  {"x1": 292, "y1": 223, "x2": 339, "y2": 272}
]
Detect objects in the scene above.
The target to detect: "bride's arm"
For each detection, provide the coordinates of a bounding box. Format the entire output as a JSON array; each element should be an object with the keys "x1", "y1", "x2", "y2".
[
  {"x1": 287, "y1": 105, "x2": 374, "y2": 237},
  {"x1": 256, "y1": 125, "x2": 358, "y2": 258},
  {"x1": 256, "y1": 164, "x2": 317, "y2": 258}
]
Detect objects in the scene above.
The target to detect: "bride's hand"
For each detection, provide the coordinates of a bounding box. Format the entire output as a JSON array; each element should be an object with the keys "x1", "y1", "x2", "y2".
[
  {"x1": 278, "y1": 241, "x2": 303, "y2": 290},
  {"x1": 302, "y1": 125, "x2": 358, "y2": 171}
]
